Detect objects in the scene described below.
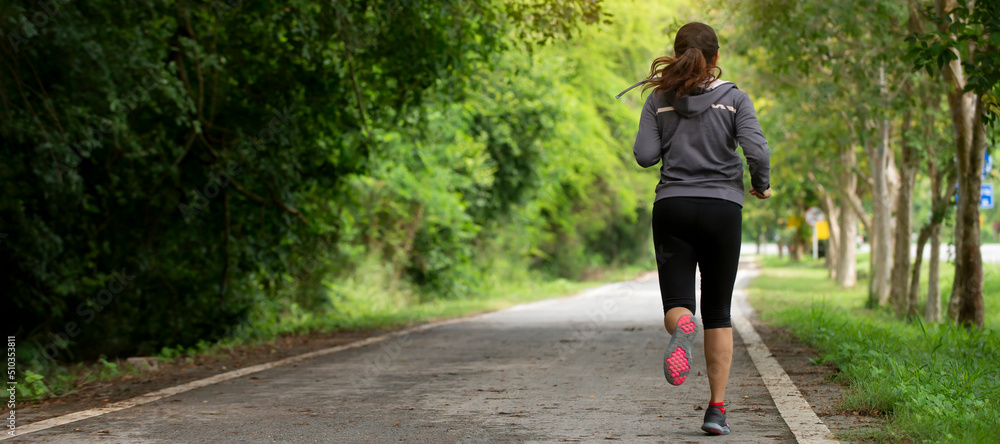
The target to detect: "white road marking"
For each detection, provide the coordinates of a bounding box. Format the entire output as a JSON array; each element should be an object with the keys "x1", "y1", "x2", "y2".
[
  {"x1": 2, "y1": 318, "x2": 474, "y2": 440},
  {"x1": 9, "y1": 270, "x2": 838, "y2": 442},
  {"x1": 4, "y1": 281, "x2": 624, "y2": 441},
  {"x1": 731, "y1": 266, "x2": 839, "y2": 443}
]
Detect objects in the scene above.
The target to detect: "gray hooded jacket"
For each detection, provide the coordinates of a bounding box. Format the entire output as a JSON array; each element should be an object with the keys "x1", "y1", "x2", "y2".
[{"x1": 632, "y1": 79, "x2": 770, "y2": 207}]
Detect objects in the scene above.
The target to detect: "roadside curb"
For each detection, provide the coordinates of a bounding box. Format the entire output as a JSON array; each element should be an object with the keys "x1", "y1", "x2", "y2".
[{"x1": 732, "y1": 260, "x2": 838, "y2": 443}]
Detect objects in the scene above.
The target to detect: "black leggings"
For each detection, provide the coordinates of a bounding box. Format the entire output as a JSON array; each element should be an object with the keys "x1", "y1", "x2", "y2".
[{"x1": 651, "y1": 197, "x2": 742, "y2": 329}]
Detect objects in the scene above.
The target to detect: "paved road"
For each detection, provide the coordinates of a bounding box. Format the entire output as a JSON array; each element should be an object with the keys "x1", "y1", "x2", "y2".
[
  {"x1": 908, "y1": 242, "x2": 1000, "y2": 264},
  {"x1": 743, "y1": 242, "x2": 1000, "y2": 263},
  {"x1": 12, "y1": 270, "x2": 799, "y2": 443}
]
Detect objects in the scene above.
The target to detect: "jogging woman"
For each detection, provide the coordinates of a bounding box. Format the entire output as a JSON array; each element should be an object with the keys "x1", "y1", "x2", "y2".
[{"x1": 624, "y1": 22, "x2": 771, "y2": 436}]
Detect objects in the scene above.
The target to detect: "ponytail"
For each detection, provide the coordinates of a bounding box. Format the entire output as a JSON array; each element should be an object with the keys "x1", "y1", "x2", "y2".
[{"x1": 642, "y1": 47, "x2": 720, "y2": 98}]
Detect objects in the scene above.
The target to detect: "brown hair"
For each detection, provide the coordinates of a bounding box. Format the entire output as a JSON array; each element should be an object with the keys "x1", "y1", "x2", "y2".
[{"x1": 643, "y1": 22, "x2": 722, "y2": 98}]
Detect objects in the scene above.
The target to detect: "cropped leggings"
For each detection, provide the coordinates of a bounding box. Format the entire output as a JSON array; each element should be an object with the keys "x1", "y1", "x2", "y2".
[{"x1": 651, "y1": 197, "x2": 742, "y2": 329}]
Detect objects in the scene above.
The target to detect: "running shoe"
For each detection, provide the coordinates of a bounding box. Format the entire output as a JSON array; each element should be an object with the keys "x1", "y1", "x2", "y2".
[
  {"x1": 702, "y1": 403, "x2": 730, "y2": 435},
  {"x1": 663, "y1": 314, "x2": 698, "y2": 385}
]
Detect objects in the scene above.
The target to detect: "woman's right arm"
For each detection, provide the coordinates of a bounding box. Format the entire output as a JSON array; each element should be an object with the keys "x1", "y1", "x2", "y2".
[
  {"x1": 633, "y1": 95, "x2": 661, "y2": 168},
  {"x1": 734, "y1": 91, "x2": 771, "y2": 195}
]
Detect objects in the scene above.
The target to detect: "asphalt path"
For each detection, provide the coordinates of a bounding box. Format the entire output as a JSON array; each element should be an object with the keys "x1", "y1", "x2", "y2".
[
  {"x1": 10, "y1": 266, "x2": 824, "y2": 443},
  {"x1": 744, "y1": 242, "x2": 1000, "y2": 263}
]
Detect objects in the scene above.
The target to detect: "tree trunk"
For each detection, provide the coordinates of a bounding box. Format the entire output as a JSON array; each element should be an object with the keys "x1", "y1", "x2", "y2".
[
  {"x1": 837, "y1": 146, "x2": 859, "y2": 287},
  {"x1": 870, "y1": 63, "x2": 896, "y2": 307},
  {"x1": 926, "y1": 223, "x2": 943, "y2": 322},
  {"x1": 947, "y1": 214, "x2": 964, "y2": 317},
  {"x1": 809, "y1": 170, "x2": 841, "y2": 280},
  {"x1": 920, "y1": 146, "x2": 954, "y2": 323},
  {"x1": 909, "y1": 225, "x2": 929, "y2": 317},
  {"x1": 911, "y1": 194, "x2": 952, "y2": 323},
  {"x1": 821, "y1": 196, "x2": 840, "y2": 280},
  {"x1": 869, "y1": 131, "x2": 894, "y2": 306},
  {"x1": 950, "y1": 115, "x2": 985, "y2": 327},
  {"x1": 837, "y1": 203, "x2": 858, "y2": 287},
  {"x1": 936, "y1": 0, "x2": 986, "y2": 327},
  {"x1": 948, "y1": 187, "x2": 965, "y2": 319},
  {"x1": 890, "y1": 107, "x2": 917, "y2": 316},
  {"x1": 790, "y1": 201, "x2": 806, "y2": 262}
]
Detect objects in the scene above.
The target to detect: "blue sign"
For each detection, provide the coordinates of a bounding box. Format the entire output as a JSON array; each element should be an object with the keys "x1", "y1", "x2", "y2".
[
  {"x1": 983, "y1": 184, "x2": 994, "y2": 209},
  {"x1": 986, "y1": 153, "x2": 993, "y2": 178}
]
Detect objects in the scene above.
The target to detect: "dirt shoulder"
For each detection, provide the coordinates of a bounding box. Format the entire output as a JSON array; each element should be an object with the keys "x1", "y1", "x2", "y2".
[
  {"x1": 12, "y1": 268, "x2": 882, "y2": 442},
  {"x1": 747, "y1": 311, "x2": 886, "y2": 442},
  {"x1": 9, "y1": 272, "x2": 652, "y2": 428},
  {"x1": 8, "y1": 327, "x2": 396, "y2": 426}
]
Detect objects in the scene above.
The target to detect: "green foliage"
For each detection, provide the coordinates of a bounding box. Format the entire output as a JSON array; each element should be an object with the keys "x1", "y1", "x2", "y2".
[
  {"x1": 16, "y1": 370, "x2": 49, "y2": 400},
  {"x1": 3, "y1": 0, "x2": 681, "y2": 401},
  {"x1": 907, "y1": 0, "x2": 1000, "y2": 125},
  {"x1": 0, "y1": 0, "x2": 622, "y2": 362}
]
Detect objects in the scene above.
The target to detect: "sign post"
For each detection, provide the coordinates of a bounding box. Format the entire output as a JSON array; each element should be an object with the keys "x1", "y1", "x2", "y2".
[
  {"x1": 985, "y1": 154, "x2": 994, "y2": 211},
  {"x1": 805, "y1": 206, "x2": 825, "y2": 260}
]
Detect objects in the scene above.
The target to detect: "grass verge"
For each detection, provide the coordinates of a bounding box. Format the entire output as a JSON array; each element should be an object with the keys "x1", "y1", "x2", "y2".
[{"x1": 749, "y1": 256, "x2": 1000, "y2": 442}]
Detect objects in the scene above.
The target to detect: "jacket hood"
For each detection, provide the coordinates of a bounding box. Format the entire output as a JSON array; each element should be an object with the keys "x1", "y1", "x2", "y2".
[{"x1": 673, "y1": 80, "x2": 735, "y2": 118}]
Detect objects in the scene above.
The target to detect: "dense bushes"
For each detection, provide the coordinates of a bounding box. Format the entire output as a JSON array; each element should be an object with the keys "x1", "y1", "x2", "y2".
[{"x1": 3, "y1": 0, "x2": 669, "y2": 375}]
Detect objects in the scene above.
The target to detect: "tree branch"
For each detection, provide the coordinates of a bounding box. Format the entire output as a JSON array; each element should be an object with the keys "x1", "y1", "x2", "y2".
[
  {"x1": 268, "y1": 185, "x2": 309, "y2": 226},
  {"x1": 144, "y1": 132, "x2": 198, "y2": 198},
  {"x1": 229, "y1": 179, "x2": 310, "y2": 226},
  {"x1": 843, "y1": 190, "x2": 873, "y2": 232},
  {"x1": 220, "y1": 191, "x2": 230, "y2": 303},
  {"x1": 229, "y1": 178, "x2": 268, "y2": 204}
]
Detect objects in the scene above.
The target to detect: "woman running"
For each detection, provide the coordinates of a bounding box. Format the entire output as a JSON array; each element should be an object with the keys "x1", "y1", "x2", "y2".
[{"x1": 626, "y1": 22, "x2": 771, "y2": 436}]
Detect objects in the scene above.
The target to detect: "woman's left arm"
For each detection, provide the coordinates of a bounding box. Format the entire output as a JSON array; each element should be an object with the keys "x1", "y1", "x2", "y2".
[{"x1": 633, "y1": 95, "x2": 661, "y2": 168}]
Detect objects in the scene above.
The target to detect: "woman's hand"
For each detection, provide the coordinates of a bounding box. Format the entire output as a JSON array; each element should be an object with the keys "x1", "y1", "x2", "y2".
[{"x1": 749, "y1": 188, "x2": 772, "y2": 200}]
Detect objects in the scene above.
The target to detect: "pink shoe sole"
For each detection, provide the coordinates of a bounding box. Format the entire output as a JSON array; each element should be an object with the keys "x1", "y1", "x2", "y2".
[{"x1": 664, "y1": 314, "x2": 698, "y2": 386}]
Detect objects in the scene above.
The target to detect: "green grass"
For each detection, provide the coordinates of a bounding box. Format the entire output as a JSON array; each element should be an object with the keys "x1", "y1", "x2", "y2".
[{"x1": 749, "y1": 256, "x2": 1000, "y2": 443}]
